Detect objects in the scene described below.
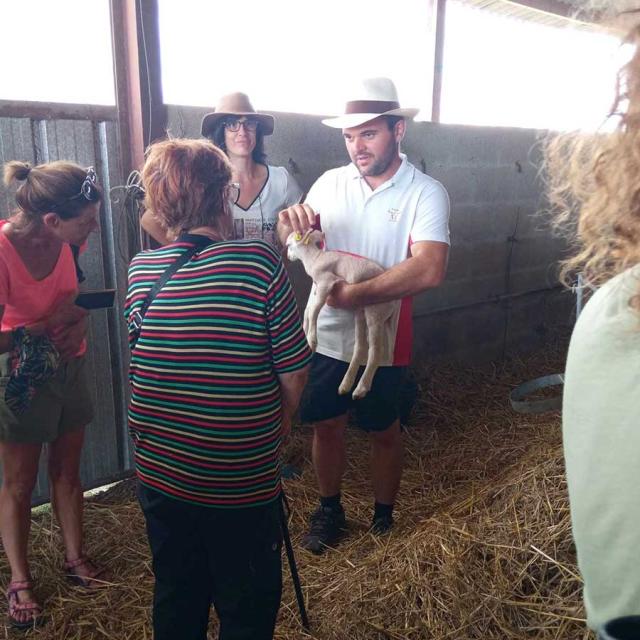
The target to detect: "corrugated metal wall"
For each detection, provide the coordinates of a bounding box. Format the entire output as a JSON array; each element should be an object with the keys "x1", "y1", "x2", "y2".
[{"x1": 0, "y1": 111, "x2": 135, "y2": 503}]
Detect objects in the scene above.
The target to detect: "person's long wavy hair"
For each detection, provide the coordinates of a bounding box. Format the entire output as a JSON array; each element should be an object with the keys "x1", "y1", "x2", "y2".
[{"x1": 545, "y1": 3, "x2": 640, "y2": 310}]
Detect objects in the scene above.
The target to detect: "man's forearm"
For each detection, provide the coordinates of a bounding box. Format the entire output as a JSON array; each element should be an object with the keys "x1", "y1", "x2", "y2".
[
  {"x1": 330, "y1": 250, "x2": 447, "y2": 308},
  {"x1": 357, "y1": 256, "x2": 442, "y2": 304}
]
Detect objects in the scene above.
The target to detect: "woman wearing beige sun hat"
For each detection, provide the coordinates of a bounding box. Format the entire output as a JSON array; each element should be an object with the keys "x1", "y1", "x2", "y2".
[{"x1": 141, "y1": 92, "x2": 302, "y2": 248}]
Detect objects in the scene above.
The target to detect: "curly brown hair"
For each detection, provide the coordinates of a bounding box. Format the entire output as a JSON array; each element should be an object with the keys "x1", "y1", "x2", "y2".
[
  {"x1": 545, "y1": 4, "x2": 640, "y2": 310},
  {"x1": 141, "y1": 138, "x2": 233, "y2": 237}
]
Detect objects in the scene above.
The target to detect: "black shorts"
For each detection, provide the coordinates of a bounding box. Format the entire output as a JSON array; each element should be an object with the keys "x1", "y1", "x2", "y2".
[{"x1": 299, "y1": 353, "x2": 408, "y2": 432}]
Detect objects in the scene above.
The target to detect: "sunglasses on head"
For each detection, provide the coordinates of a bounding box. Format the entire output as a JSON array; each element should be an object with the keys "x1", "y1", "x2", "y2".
[
  {"x1": 75, "y1": 167, "x2": 99, "y2": 202},
  {"x1": 50, "y1": 167, "x2": 99, "y2": 215},
  {"x1": 62, "y1": 167, "x2": 99, "y2": 203}
]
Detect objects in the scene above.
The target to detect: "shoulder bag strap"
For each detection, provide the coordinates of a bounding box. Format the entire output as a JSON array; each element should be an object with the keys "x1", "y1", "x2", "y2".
[{"x1": 132, "y1": 237, "x2": 214, "y2": 344}]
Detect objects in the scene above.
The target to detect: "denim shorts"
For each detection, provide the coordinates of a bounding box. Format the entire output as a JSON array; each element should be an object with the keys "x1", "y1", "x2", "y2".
[{"x1": 0, "y1": 353, "x2": 94, "y2": 443}]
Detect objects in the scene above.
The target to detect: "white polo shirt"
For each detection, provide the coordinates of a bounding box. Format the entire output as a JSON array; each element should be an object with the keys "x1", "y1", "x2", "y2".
[
  {"x1": 305, "y1": 155, "x2": 450, "y2": 366},
  {"x1": 232, "y1": 165, "x2": 302, "y2": 248}
]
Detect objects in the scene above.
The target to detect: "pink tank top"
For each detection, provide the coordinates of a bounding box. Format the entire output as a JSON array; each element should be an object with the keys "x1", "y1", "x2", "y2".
[{"x1": 0, "y1": 220, "x2": 85, "y2": 355}]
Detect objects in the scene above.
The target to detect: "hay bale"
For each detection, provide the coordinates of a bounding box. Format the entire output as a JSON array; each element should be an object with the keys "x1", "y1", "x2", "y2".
[{"x1": 1, "y1": 343, "x2": 595, "y2": 639}]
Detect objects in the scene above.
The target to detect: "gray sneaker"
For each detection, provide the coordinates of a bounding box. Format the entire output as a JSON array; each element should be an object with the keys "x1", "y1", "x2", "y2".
[{"x1": 301, "y1": 506, "x2": 347, "y2": 554}]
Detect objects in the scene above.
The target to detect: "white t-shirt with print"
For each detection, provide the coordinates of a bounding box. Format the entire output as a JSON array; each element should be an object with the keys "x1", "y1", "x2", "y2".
[
  {"x1": 304, "y1": 155, "x2": 450, "y2": 366},
  {"x1": 232, "y1": 165, "x2": 302, "y2": 248}
]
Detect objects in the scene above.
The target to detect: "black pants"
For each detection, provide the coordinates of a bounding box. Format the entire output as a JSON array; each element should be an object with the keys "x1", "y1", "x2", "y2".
[{"x1": 138, "y1": 484, "x2": 283, "y2": 640}]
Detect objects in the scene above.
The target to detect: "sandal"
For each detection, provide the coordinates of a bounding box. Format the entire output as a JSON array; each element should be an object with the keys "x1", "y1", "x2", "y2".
[
  {"x1": 63, "y1": 556, "x2": 107, "y2": 589},
  {"x1": 6, "y1": 580, "x2": 44, "y2": 629}
]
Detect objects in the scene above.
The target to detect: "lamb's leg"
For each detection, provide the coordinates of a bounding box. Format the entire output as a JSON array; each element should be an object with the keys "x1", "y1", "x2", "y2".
[
  {"x1": 339, "y1": 309, "x2": 367, "y2": 395},
  {"x1": 303, "y1": 301, "x2": 310, "y2": 335},
  {"x1": 352, "y1": 312, "x2": 384, "y2": 400},
  {"x1": 305, "y1": 283, "x2": 332, "y2": 352}
]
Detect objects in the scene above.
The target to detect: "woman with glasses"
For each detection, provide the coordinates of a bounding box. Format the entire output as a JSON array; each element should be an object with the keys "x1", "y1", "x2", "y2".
[
  {"x1": 0, "y1": 161, "x2": 105, "y2": 629},
  {"x1": 142, "y1": 92, "x2": 302, "y2": 249},
  {"x1": 125, "y1": 138, "x2": 310, "y2": 640}
]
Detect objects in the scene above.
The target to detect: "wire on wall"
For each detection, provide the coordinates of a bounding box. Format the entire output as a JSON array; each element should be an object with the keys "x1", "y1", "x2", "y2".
[{"x1": 109, "y1": 170, "x2": 146, "y2": 261}]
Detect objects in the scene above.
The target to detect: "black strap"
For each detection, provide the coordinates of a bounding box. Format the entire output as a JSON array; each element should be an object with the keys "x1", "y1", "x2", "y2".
[
  {"x1": 132, "y1": 235, "x2": 215, "y2": 346},
  {"x1": 71, "y1": 245, "x2": 85, "y2": 283}
]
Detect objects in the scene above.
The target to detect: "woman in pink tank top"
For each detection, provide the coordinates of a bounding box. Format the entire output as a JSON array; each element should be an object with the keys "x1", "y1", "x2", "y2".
[{"x1": 0, "y1": 160, "x2": 104, "y2": 629}]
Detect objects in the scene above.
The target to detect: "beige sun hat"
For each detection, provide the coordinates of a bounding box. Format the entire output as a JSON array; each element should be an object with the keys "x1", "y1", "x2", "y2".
[
  {"x1": 201, "y1": 92, "x2": 275, "y2": 137},
  {"x1": 322, "y1": 77, "x2": 419, "y2": 129}
]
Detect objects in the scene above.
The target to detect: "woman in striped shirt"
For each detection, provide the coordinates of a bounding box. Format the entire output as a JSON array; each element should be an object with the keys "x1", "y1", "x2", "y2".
[{"x1": 124, "y1": 138, "x2": 311, "y2": 640}]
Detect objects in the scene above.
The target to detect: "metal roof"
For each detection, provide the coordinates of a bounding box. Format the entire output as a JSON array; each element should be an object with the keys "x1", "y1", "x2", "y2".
[{"x1": 457, "y1": 0, "x2": 609, "y2": 33}]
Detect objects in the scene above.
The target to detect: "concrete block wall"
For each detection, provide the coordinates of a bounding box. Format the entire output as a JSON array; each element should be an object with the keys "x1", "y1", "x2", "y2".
[{"x1": 167, "y1": 106, "x2": 574, "y2": 364}]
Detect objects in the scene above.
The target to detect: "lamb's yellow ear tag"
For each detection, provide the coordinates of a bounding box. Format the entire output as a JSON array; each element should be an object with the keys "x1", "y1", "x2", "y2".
[{"x1": 294, "y1": 233, "x2": 302, "y2": 241}]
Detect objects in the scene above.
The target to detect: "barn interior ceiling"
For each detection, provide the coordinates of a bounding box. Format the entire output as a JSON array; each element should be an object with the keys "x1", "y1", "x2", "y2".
[{"x1": 459, "y1": 0, "x2": 611, "y2": 32}]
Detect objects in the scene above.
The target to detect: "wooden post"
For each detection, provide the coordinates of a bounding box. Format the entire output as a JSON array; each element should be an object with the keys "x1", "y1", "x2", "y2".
[
  {"x1": 110, "y1": 0, "x2": 145, "y2": 175},
  {"x1": 136, "y1": 0, "x2": 167, "y2": 146}
]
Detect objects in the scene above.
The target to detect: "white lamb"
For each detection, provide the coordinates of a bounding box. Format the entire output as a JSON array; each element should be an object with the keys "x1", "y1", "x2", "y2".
[{"x1": 286, "y1": 229, "x2": 396, "y2": 399}]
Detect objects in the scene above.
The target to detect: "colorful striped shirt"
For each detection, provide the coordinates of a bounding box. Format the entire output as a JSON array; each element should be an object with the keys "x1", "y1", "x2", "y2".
[{"x1": 124, "y1": 235, "x2": 311, "y2": 508}]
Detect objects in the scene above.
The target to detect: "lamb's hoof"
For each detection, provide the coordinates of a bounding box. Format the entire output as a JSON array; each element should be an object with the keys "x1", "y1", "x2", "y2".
[
  {"x1": 307, "y1": 337, "x2": 317, "y2": 352},
  {"x1": 338, "y1": 383, "x2": 352, "y2": 396},
  {"x1": 352, "y1": 386, "x2": 369, "y2": 400}
]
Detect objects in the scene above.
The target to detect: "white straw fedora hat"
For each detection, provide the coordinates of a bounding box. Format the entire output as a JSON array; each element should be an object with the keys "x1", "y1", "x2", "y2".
[
  {"x1": 201, "y1": 92, "x2": 275, "y2": 138},
  {"x1": 322, "y1": 77, "x2": 419, "y2": 129}
]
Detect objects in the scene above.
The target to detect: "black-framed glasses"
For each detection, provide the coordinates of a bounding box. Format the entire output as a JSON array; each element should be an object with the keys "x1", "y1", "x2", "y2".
[
  {"x1": 224, "y1": 118, "x2": 258, "y2": 133},
  {"x1": 227, "y1": 182, "x2": 240, "y2": 206}
]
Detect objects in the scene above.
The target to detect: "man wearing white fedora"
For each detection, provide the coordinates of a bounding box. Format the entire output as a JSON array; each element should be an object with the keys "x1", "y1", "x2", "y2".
[{"x1": 278, "y1": 77, "x2": 450, "y2": 553}]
